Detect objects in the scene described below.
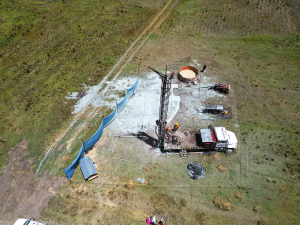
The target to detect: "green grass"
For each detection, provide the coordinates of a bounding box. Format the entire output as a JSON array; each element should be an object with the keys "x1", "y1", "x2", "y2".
[
  {"x1": 193, "y1": 32, "x2": 300, "y2": 223},
  {"x1": 0, "y1": 0, "x2": 165, "y2": 172},
  {"x1": 37, "y1": 105, "x2": 114, "y2": 177}
]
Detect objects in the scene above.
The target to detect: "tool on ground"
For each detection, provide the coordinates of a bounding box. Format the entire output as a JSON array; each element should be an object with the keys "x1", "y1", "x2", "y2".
[
  {"x1": 187, "y1": 161, "x2": 211, "y2": 179},
  {"x1": 209, "y1": 83, "x2": 230, "y2": 94},
  {"x1": 205, "y1": 104, "x2": 228, "y2": 115}
]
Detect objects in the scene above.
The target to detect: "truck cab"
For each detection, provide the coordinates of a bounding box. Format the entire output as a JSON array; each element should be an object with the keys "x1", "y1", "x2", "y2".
[{"x1": 214, "y1": 127, "x2": 237, "y2": 151}]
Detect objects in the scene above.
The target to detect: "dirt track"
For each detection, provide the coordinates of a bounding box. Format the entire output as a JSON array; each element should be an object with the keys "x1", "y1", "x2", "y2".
[{"x1": 0, "y1": 139, "x2": 67, "y2": 224}]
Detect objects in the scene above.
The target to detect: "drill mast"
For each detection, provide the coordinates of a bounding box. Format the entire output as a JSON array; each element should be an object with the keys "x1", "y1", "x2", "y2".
[{"x1": 148, "y1": 66, "x2": 171, "y2": 151}]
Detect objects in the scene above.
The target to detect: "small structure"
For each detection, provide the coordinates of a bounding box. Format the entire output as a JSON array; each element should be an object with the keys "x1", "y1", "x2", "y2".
[
  {"x1": 178, "y1": 66, "x2": 199, "y2": 83},
  {"x1": 80, "y1": 156, "x2": 98, "y2": 181}
]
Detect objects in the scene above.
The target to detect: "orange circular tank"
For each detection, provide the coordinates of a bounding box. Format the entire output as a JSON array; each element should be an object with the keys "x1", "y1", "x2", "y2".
[{"x1": 178, "y1": 66, "x2": 199, "y2": 83}]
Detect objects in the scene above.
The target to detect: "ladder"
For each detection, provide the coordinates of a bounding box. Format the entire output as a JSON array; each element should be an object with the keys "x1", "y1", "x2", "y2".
[
  {"x1": 180, "y1": 146, "x2": 187, "y2": 158},
  {"x1": 180, "y1": 149, "x2": 187, "y2": 158}
]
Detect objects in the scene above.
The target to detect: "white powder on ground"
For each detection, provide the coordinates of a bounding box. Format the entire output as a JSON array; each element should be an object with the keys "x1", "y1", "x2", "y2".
[
  {"x1": 67, "y1": 78, "x2": 138, "y2": 114},
  {"x1": 109, "y1": 73, "x2": 180, "y2": 133},
  {"x1": 65, "y1": 92, "x2": 79, "y2": 100},
  {"x1": 64, "y1": 62, "x2": 225, "y2": 138},
  {"x1": 135, "y1": 178, "x2": 145, "y2": 184},
  {"x1": 192, "y1": 59, "x2": 201, "y2": 67}
]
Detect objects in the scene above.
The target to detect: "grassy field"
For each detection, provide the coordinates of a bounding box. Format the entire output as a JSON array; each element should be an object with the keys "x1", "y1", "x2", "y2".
[
  {"x1": 0, "y1": 0, "x2": 167, "y2": 173},
  {"x1": 1, "y1": 0, "x2": 300, "y2": 224}
]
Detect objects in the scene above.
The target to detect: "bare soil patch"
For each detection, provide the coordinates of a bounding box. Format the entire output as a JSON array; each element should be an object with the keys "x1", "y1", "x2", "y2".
[{"x1": 0, "y1": 139, "x2": 67, "y2": 224}]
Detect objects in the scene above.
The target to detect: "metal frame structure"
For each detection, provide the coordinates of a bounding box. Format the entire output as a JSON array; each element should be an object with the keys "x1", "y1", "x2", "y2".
[{"x1": 148, "y1": 66, "x2": 171, "y2": 151}]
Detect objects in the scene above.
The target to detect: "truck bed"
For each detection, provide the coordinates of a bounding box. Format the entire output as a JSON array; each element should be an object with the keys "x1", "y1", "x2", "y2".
[{"x1": 164, "y1": 130, "x2": 212, "y2": 152}]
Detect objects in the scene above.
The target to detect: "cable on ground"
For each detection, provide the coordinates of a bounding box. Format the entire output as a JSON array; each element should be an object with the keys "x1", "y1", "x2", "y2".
[{"x1": 187, "y1": 161, "x2": 211, "y2": 180}]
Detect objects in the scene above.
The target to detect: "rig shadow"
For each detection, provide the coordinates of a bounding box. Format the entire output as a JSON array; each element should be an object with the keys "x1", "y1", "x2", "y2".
[{"x1": 131, "y1": 131, "x2": 158, "y2": 148}]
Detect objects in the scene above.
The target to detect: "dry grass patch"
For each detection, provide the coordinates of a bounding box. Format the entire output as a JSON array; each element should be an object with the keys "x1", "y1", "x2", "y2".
[
  {"x1": 124, "y1": 180, "x2": 136, "y2": 190},
  {"x1": 253, "y1": 206, "x2": 260, "y2": 213},
  {"x1": 213, "y1": 196, "x2": 232, "y2": 211},
  {"x1": 194, "y1": 212, "x2": 208, "y2": 224},
  {"x1": 235, "y1": 192, "x2": 243, "y2": 200},
  {"x1": 217, "y1": 165, "x2": 226, "y2": 172}
]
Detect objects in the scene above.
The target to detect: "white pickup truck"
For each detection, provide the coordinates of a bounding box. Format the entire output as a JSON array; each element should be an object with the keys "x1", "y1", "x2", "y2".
[{"x1": 14, "y1": 218, "x2": 49, "y2": 225}]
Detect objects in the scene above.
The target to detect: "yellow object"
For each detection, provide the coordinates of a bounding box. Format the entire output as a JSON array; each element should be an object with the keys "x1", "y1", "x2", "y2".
[
  {"x1": 228, "y1": 85, "x2": 231, "y2": 90},
  {"x1": 174, "y1": 123, "x2": 179, "y2": 130}
]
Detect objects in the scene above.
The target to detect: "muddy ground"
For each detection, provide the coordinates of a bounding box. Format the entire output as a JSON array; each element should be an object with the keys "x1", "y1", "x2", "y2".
[{"x1": 0, "y1": 139, "x2": 67, "y2": 224}]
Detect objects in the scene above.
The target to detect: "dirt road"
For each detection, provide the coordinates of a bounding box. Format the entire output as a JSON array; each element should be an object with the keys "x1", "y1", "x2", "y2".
[{"x1": 0, "y1": 139, "x2": 66, "y2": 224}]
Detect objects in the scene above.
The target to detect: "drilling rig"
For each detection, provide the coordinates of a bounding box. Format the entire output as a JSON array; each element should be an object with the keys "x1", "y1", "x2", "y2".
[{"x1": 148, "y1": 66, "x2": 171, "y2": 151}]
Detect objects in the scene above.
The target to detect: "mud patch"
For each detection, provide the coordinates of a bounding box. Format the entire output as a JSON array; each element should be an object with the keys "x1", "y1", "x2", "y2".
[{"x1": 0, "y1": 139, "x2": 67, "y2": 224}]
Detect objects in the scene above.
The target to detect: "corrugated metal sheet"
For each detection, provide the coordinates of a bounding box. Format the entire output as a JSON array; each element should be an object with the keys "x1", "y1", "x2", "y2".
[{"x1": 80, "y1": 156, "x2": 98, "y2": 180}]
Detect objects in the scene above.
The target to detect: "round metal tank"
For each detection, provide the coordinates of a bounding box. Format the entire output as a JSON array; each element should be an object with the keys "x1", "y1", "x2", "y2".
[{"x1": 178, "y1": 66, "x2": 199, "y2": 83}]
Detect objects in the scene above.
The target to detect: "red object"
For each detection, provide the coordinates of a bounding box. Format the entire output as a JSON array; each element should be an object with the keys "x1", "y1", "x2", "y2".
[
  {"x1": 203, "y1": 142, "x2": 212, "y2": 148},
  {"x1": 220, "y1": 84, "x2": 227, "y2": 90},
  {"x1": 209, "y1": 83, "x2": 230, "y2": 94},
  {"x1": 210, "y1": 129, "x2": 216, "y2": 142},
  {"x1": 179, "y1": 66, "x2": 198, "y2": 74}
]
